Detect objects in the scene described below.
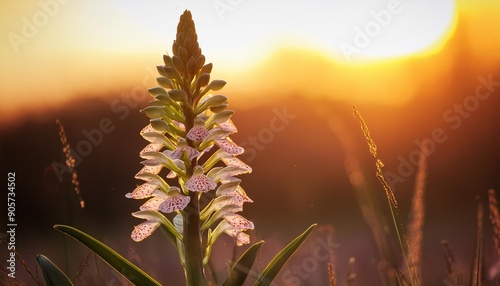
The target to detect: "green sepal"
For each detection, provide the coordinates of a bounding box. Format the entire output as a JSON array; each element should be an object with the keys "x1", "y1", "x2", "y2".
[
  {"x1": 200, "y1": 63, "x2": 213, "y2": 74},
  {"x1": 141, "y1": 106, "x2": 166, "y2": 119},
  {"x1": 222, "y1": 241, "x2": 264, "y2": 286},
  {"x1": 53, "y1": 225, "x2": 161, "y2": 286},
  {"x1": 199, "y1": 129, "x2": 231, "y2": 151},
  {"x1": 172, "y1": 55, "x2": 184, "y2": 72},
  {"x1": 163, "y1": 55, "x2": 173, "y2": 68},
  {"x1": 36, "y1": 254, "x2": 73, "y2": 286},
  {"x1": 197, "y1": 55, "x2": 206, "y2": 70},
  {"x1": 132, "y1": 210, "x2": 183, "y2": 241},
  {"x1": 200, "y1": 79, "x2": 226, "y2": 97},
  {"x1": 202, "y1": 149, "x2": 225, "y2": 172},
  {"x1": 254, "y1": 224, "x2": 317, "y2": 286},
  {"x1": 205, "y1": 110, "x2": 234, "y2": 129},
  {"x1": 141, "y1": 131, "x2": 177, "y2": 151},
  {"x1": 196, "y1": 73, "x2": 210, "y2": 90},
  {"x1": 210, "y1": 103, "x2": 228, "y2": 113},
  {"x1": 141, "y1": 151, "x2": 186, "y2": 178},
  {"x1": 157, "y1": 76, "x2": 175, "y2": 89},
  {"x1": 148, "y1": 86, "x2": 168, "y2": 96},
  {"x1": 150, "y1": 118, "x2": 170, "y2": 132},
  {"x1": 214, "y1": 166, "x2": 251, "y2": 182},
  {"x1": 161, "y1": 66, "x2": 182, "y2": 84},
  {"x1": 201, "y1": 203, "x2": 242, "y2": 231},
  {"x1": 168, "y1": 89, "x2": 188, "y2": 102},
  {"x1": 195, "y1": 94, "x2": 227, "y2": 115},
  {"x1": 206, "y1": 166, "x2": 223, "y2": 180},
  {"x1": 144, "y1": 103, "x2": 184, "y2": 123},
  {"x1": 134, "y1": 173, "x2": 170, "y2": 193}
]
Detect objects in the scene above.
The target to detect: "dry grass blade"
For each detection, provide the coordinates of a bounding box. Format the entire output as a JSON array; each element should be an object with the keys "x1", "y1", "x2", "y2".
[
  {"x1": 328, "y1": 262, "x2": 336, "y2": 286},
  {"x1": 488, "y1": 189, "x2": 500, "y2": 285},
  {"x1": 56, "y1": 119, "x2": 85, "y2": 208},
  {"x1": 406, "y1": 148, "x2": 428, "y2": 285},
  {"x1": 352, "y1": 105, "x2": 416, "y2": 284},
  {"x1": 488, "y1": 189, "x2": 500, "y2": 258},
  {"x1": 328, "y1": 116, "x2": 400, "y2": 283},
  {"x1": 352, "y1": 106, "x2": 397, "y2": 208},
  {"x1": 316, "y1": 225, "x2": 337, "y2": 286},
  {"x1": 470, "y1": 196, "x2": 484, "y2": 286}
]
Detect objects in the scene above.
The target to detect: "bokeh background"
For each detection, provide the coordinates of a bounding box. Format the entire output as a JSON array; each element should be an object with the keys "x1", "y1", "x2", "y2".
[{"x1": 1, "y1": 0, "x2": 500, "y2": 285}]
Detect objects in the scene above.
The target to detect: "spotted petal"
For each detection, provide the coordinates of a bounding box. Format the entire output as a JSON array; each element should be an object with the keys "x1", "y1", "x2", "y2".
[
  {"x1": 221, "y1": 155, "x2": 252, "y2": 173},
  {"x1": 235, "y1": 232, "x2": 250, "y2": 246},
  {"x1": 185, "y1": 166, "x2": 217, "y2": 193},
  {"x1": 140, "y1": 143, "x2": 163, "y2": 156},
  {"x1": 158, "y1": 194, "x2": 190, "y2": 213},
  {"x1": 140, "y1": 124, "x2": 157, "y2": 136},
  {"x1": 140, "y1": 196, "x2": 166, "y2": 211},
  {"x1": 136, "y1": 165, "x2": 163, "y2": 176},
  {"x1": 223, "y1": 214, "x2": 254, "y2": 231},
  {"x1": 131, "y1": 221, "x2": 160, "y2": 242},
  {"x1": 215, "y1": 138, "x2": 244, "y2": 155},
  {"x1": 217, "y1": 119, "x2": 237, "y2": 133},
  {"x1": 126, "y1": 183, "x2": 158, "y2": 199}
]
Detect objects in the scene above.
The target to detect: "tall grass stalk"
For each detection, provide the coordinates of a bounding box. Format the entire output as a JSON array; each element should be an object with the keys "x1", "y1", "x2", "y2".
[
  {"x1": 488, "y1": 189, "x2": 500, "y2": 285},
  {"x1": 470, "y1": 197, "x2": 484, "y2": 286},
  {"x1": 55, "y1": 119, "x2": 85, "y2": 208},
  {"x1": 328, "y1": 116, "x2": 399, "y2": 282},
  {"x1": 406, "y1": 148, "x2": 428, "y2": 285},
  {"x1": 353, "y1": 106, "x2": 417, "y2": 285},
  {"x1": 488, "y1": 189, "x2": 500, "y2": 258}
]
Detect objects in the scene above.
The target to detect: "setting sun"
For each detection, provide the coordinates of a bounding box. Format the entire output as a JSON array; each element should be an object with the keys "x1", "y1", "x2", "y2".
[{"x1": 0, "y1": 0, "x2": 498, "y2": 126}]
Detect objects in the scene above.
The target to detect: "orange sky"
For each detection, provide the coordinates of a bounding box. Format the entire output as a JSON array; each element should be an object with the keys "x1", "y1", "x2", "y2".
[{"x1": 1, "y1": 1, "x2": 499, "y2": 129}]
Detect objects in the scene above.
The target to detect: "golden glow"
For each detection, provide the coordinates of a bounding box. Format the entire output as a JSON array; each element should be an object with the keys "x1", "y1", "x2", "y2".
[{"x1": 1, "y1": 1, "x2": 499, "y2": 128}]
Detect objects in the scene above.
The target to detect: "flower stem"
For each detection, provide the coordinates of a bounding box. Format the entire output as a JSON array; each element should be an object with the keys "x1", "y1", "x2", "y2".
[
  {"x1": 183, "y1": 103, "x2": 206, "y2": 285},
  {"x1": 183, "y1": 192, "x2": 206, "y2": 285}
]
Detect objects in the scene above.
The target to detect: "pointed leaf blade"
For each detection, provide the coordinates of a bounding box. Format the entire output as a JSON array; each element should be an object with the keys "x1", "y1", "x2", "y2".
[
  {"x1": 36, "y1": 255, "x2": 73, "y2": 286},
  {"x1": 54, "y1": 225, "x2": 161, "y2": 286},
  {"x1": 222, "y1": 241, "x2": 264, "y2": 286},
  {"x1": 254, "y1": 224, "x2": 317, "y2": 286}
]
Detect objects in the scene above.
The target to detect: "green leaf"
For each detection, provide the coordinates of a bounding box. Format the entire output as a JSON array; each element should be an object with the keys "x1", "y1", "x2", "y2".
[
  {"x1": 36, "y1": 254, "x2": 73, "y2": 286},
  {"x1": 54, "y1": 225, "x2": 161, "y2": 286},
  {"x1": 222, "y1": 241, "x2": 264, "y2": 286},
  {"x1": 254, "y1": 224, "x2": 317, "y2": 286}
]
